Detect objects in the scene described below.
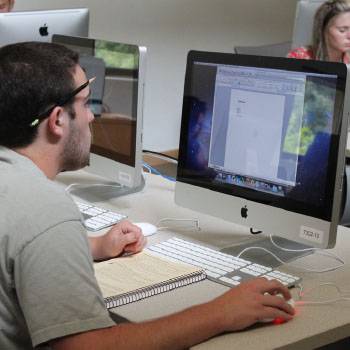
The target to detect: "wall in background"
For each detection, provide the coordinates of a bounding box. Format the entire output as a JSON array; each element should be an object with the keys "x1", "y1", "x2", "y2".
[{"x1": 15, "y1": 0, "x2": 298, "y2": 151}]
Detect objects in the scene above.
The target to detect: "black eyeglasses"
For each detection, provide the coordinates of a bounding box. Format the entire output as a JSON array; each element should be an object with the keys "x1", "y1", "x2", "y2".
[{"x1": 29, "y1": 77, "x2": 95, "y2": 127}]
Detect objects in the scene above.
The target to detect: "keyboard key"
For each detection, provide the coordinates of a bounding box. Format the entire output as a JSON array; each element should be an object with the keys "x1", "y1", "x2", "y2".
[
  {"x1": 219, "y1": 276, "x2": 240, "y2": 286},
  {"x1": 76, "y1": 201, "x2": 127, "y2": 231},
  {"x1": 206, "y1": 271, "x2": 221, "y2": 278}
]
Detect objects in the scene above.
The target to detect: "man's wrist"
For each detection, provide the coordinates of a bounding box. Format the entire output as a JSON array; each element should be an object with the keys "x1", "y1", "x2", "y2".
[{"x1": 88, "y1": 236, "x2": 106, "y2": 261}]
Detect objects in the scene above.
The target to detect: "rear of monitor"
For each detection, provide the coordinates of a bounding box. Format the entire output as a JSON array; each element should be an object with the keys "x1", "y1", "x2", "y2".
[
  {"x1": 291, "y1": 0, "x2": 325, "y2": 49},
  {"x1": 234, "y1": 42, "x2": 292, "y2": 58},
  {"x1": 176, "y1": 51, "x2": 349, "y2": 251},
  {"x1": 0, "y1": 8, "x2": 89, "y2": 46},
  {"x1": 53, "y1": 35, "x2": 146, "y2": 195}
]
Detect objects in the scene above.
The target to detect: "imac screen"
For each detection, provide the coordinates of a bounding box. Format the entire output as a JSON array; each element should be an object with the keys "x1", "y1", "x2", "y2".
[{"x1": 177, "y1": 52, "x2": 348, "y2": 248}]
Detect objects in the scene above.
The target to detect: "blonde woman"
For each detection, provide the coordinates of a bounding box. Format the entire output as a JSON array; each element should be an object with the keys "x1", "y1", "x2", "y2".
[{"x1": 288, "y1": 0, "x2": 350, "y2": 63}]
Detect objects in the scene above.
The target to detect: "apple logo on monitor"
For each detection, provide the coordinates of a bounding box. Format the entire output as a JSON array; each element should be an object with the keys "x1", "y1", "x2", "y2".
[
  {"x1": 241, "y1": 205, "x2": 248, "y2": 218},
  {"x1": 39, "y1": 24, "x2": 49, "y2": 37}
]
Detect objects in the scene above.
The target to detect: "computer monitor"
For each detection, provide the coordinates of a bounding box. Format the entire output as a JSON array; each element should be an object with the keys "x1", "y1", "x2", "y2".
[
  {"x1": 52, "y1": 35, "x2": 146, "y2": 193},
  {"x1": 0, "y1": 8, "x2": 89, "y2": 46},
  {"x1": 176, "y1": 51, "x2": 349, "y2": 251}
]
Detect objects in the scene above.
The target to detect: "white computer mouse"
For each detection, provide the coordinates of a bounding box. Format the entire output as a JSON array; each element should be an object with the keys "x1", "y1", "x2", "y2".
[
  {"x1": 134, "y1": 222, "x2": 158, "y2": 236},
  {"x1": 259, "y1": 295, "x2": 295, "y2": 323}
]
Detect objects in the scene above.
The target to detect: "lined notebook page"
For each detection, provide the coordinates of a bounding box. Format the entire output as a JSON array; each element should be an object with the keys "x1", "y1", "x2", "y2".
[{"x1": 94, "y1": 250, "x2": 203, "y2": 298}]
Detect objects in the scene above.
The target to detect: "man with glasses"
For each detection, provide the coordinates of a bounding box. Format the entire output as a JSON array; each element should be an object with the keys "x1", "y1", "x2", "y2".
[{"x1": 0, "y1": 42, "x2": 294, "y2": 350}]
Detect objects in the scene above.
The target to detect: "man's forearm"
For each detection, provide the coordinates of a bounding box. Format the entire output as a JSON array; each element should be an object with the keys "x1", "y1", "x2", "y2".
[
  {"x1": 51, "y1": 267, "x2": 294, "y2": 349},
  {"x1": 52, "y1": 300, "x2": 223, "y2": 350}
]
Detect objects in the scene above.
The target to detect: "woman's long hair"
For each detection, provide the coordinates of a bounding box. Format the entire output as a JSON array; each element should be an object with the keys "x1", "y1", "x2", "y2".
[{"x1": 312, "y1": 0, "x2": 350, "y2": 60}]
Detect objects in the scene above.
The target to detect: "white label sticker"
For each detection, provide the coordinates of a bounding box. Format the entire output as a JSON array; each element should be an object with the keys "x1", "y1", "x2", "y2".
[
  {"x1": 119, "y1": 172, "x2": 131, "y2": 185},
  {"x1": 300, "y1": 226, "x2": 324, "y2": 244}
]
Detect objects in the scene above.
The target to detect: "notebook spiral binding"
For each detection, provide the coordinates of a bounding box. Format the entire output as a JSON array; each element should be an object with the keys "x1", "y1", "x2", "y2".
[{"x1": 104, "y1": 270, "x2": 206, "y2": 309}]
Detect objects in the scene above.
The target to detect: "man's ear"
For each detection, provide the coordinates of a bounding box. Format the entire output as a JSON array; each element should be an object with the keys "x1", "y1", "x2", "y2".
[{"x1": 47, "y1": 106, "x2": 66, "y2": 137}]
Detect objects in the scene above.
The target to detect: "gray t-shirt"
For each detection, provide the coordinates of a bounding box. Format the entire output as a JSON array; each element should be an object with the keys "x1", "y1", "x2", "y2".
[{"x1": 0, "y1": 147, "x2": 115, "y2": 349}]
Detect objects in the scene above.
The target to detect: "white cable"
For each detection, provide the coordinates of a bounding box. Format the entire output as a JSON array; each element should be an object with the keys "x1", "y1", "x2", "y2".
[
  {"x1": 65, "y1": 183, "x2": 79, "y2": 193},
  {"x1": 269, "y1": 235, "x2": 315, "y2": 253},
  {"x1": 269, "y1": 235, "x2": 342, "y2": 260},
  {"x1": 65, "y1": 182, "x2": 122, "y2": 193},
  {"x1": 236, "y1": 245, "x2": 344, "y2": 273},
  {"x1": 156, "y1": 218, "x2": 201, "y2": 232},
  {"x1": 297, "y1": 297, "x2": 350, "y2": 305},
  {"x1": 237, "y1": 246, "x2": 285, "y2": 264},
  {"x1": 298, "y1": 282, "x2": 350, "y2": 297},
  {"x1": 295, "y1": 282, "x2": 350, "y2": 305},
  {"x1": 268, "y1": 234, "x2": 345, "y2": 272},
  {"x1": 269, "y1": 235, "x2": 339, "y2": 258},
  {"x1": 142, "y1": 163, "x2": 153, "y2": 174}
]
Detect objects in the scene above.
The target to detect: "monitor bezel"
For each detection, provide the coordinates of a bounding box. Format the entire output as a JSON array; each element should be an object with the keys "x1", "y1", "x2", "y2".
[{"x1": 176, "y1": 50, "x2": 349, "y2": 248}]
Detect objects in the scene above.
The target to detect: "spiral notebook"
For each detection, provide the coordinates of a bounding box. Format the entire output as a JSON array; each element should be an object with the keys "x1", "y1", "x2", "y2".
[{"x1": 94, "y1": 250, "x2": 206, "y2": 309}]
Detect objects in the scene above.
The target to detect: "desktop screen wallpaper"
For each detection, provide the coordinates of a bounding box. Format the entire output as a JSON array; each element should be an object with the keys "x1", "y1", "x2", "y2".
[{"x1": 179, "y1": 62, "x2": 338, "y2": 220}]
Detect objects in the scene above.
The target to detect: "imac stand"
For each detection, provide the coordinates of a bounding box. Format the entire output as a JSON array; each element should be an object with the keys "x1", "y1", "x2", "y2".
[
  {"x1": 221, "y1": 236, "x2": 312, "y2": 269},
  {"x1": 222, "y1": 165, "x2": 350, "y2": 268},
  {"x1": 67, "y1": 175, "x2": 146, "y2": 203}
]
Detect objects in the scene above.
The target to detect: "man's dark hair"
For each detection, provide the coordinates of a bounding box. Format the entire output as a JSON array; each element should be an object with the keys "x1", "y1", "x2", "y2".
[{"x1": 0, "y1": 41, "x2": 79, "y2": 148}]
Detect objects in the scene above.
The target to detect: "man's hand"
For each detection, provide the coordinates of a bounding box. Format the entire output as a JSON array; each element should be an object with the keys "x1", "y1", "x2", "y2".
[
  {"x1": 210, "y1": 277, "x2": 295, "y2": 331},
  {"x1": 88, "y1": 220, "x2": 146, "y2": 261}
]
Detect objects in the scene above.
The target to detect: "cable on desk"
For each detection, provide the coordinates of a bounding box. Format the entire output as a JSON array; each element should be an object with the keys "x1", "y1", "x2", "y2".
[
  {"x1": 269, "y1": 235, "x2": 345, "y2": 272},
  {"x1": 142, "y1": 162, "x2": 176, "y2": 182},
  {"x1": 236, "y1": 235, "x2": 344, "y2": 273},
  {"x1": 295, "y1": 282, "x2": 350, "y2": 305},
  {"x1": 143, "y1": 150, "x2": 178, "y2": 164}
]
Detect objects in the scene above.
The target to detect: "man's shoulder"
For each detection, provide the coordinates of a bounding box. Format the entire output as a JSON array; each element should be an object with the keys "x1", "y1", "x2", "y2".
[
  {"x1": 10, "y1": 181, "x2": 81, "y2": 230},
  {"x1": 0, "y1": 152, "x2": 83, "y2": 254},
  {"x1": 1, "y1": 147, "x2": 80, "y2": 220}
]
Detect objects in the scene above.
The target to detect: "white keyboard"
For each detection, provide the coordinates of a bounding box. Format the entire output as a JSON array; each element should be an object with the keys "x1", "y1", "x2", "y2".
[
  {"x1": 76, "y1": 201, "x2": 127, "y2": 231},
  {"x1": 146, "y1": 237, "x2": 301, "y2": 288}
]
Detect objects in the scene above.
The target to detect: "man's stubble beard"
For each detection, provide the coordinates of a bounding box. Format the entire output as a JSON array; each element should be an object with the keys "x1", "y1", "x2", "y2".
[{"x1": 60, "y1": 121, "x2": 91, "y2": 172}]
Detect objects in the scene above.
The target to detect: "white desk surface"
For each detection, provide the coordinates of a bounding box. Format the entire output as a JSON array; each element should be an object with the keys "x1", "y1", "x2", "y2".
[{"x1": 57, "y1": 170, "x2": 350, "y2": 350}]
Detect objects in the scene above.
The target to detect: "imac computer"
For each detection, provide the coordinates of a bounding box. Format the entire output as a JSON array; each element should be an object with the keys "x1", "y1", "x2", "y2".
[
  {"x1": 52, "y1": 35, "x2": 146, "y2": 196},
  {"x1": 176, "y1": 51, "x2": 350, "y2": 257},
  {"x1": 0, "y1": 8, "x2": 89, "y2": 46}
]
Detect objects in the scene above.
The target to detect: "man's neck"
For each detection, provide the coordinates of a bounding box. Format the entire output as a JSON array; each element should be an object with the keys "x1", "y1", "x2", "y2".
[{"x1": 14, "y1": 145, "x2": 60, "y2": 180}]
